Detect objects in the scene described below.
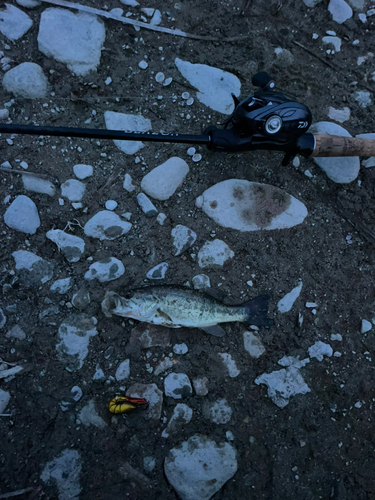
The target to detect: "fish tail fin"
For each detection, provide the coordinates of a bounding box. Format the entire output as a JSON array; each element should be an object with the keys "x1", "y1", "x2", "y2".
[
  {"x1": 101, "y1": 291, "x2": 121, "y2": 317},
  {"x1": 244, "y1": 295, "x2": 274, "y2": 327}
]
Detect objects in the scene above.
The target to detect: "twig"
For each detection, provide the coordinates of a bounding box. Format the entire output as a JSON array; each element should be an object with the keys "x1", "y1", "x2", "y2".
[
  {"x1": 0, "y1": 167, "x2": 48, "y2": 179},
  {"x1": 40, "y1": 0, "x2": 247, "y2": 42},
  {"x1": 292, "y1": 40, "x2": 340, "y2": 71},
  {"x1": 339, "y1": 209, "x2": 375, "y2": 244},
  {"x1": 0, "y1": 488, "x2": 34, "y2": 499},
  {"x1": 97, "y1": 168, "x2": 120, "y2": 198},
  {"x1": 0, "y1": 414, "x2": 12, "y2": 417}
]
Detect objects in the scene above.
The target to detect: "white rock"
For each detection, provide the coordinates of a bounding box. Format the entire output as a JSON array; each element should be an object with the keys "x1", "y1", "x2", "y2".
[
  {"x1": 141, "y1": 7, "x2": 154, "y2": 16},
  {"x1": 141, "y1": 157, "x2": 189, "y2": 200},
  {"x1": 137, "y1": 193, "x2": 158, "y2": 217},
  {"x1": 104, "y1": 111, "x2": 151, "y2": 155},
  {"x1": 6, "y1": 325, "x2": 26, "y2": 340},
  {"x1": 187, "y1": 147, "x2": 196, "y2": 156},
  {"x1": 175, "y1": 58, "x2": 241, "y2": 115},
  {"x1": 143, "y1": 457, "x2": 156, "y2": 472},
  {"x1": 38, "y1": 8, "x2": 105, "y2": 76},
  {"x1": 105, "y1": 76, "x2": 112, "y2": 85},
  {"x1": 164, "y1": 372, "x2": 192, "y2": 399},
  {"x1": 362, "y1": 158, "x2": 375, "y2": 168},
  {"x1": 105, "y1": 200, "x2": 118, "y2": 211},
  {"x1": 197, "y1": 239, "x2": 234, "y2": 268},
  {"x1": 193, "y1": 377, "x2": 208, "y2": 396},
  {"x1": 156, "y1": 213, "x2": 167, "y2": 225},
  {"x1": 171, "y1": 225, "x2": 197, "y2": 256},
  {"x1": 358, "y1": 12, "x2": 366, "y2": 22},
  {"x1": 154, "y1": 357, "x2": 174, "y2": 376},
  {"x1": 84, "y1": 211, "x2": 132, "y2": 240},
  {"x1": 199, "y1": 180, "x2": 308, "y2": 231},
  {"x1": 328, "y1": 0, "x2": 353, "y2": 23},
  {"x1": 50, "y1": 277, "x2": 73, "y2": 294},
  {"x1": 68, "y1": 387, "x2": 82, "y2": 404},
  {"x1": 22, "y1": 175, "x2": 56, "y2": 197},
  {"x1": 162, "y1": 404, "x2": 192, "y2": 438},
  {"x1": 173, "y1": 343, "x2": 188, "y2": 355},
  {"x1": 41, "y1": 449, "x2": 82, "y2": 499},
  {"x1": 361, "y1": 319, "x2": 372, "y2": 333},
  {"x1": 327, "y1": 106, "x2": 350, "y2": 123},
  {"x1": 243, "y1": 331, "x2": 266, "y2": 358},
  {"x1": 322, "y1": 36, "x2": 342, "y2": 52},
  {"x1": 4, "y1": 195, "x2": 40, "y2": 234},
  {"x1": 0, "y1": 108, "x2": 9, "y2": 120},
  {"x1": 120, "y1": 0, "x2": 139, "y2": 5},
  {"x1": 303, "y1": 0, "x2": 323, "y2": 6},
  {"x1": 73, "y1": 164, "x2": 93, "y2": 179},
  {"x1": 164, "y1": 435, "x2": 237, "y2": 500},
  {"x1": 123, "y1": 173, "x2": 135, "y2": 192},
  {"x1": 331, "y1": 333, "x2": 343, "y2": 341},
  {"x1": 255, "y1": 357, "x2": 310, "y2": 408},
  {"x1": 309, "y1": 122, "x2": 360, "y2": 183},
  {"x1": 192, "y1": 274, "x2": 211, "y2": 289},
  {"x1": 46, "y1": 229, "x2": 85, "y2": 263},
  {"x1": 353, "y1": 90, "x2": 372, "y2": 108},
  {"x1": 206, "y1": 399, "x2": 232, "y2": 424},
  {"x1": 126, "y1": 383, "x2": 163, "y2": 420},
  {"x1": 305, "y1": 302, "x2": 318, "y2": 308},
  {"x1": 61, "y1": 179, "x2": 85, "y2": 202},
  {"x1": 277, "y1": 281, "x2": 303, "y2": 313},
  {"x1": 85, "y1": 257, "x2": 125, "y2": 282},
  {"x1": 155, "y1": 72, "x2": 165, "y2": 83},
  {"x1": 79, "y1": 400, "x2": 106, "y2": 428},
  {"x1": 0, "y1": 4, "x2": 32, "y2": 40},
  {"x1": 12, "y1": 250, "x2": 54, "y2": 286},
  {"x1": 3, "y1": 62, "x2": 48, "y2": 99},
  {"x1": 150, "y1": 9, "x2": 161, "y2": 25},
  {"x1": 56, "y1": 314, "x2": 97, "y2": 371},
  {"x1": 16, "y1": 0, "x2": 41, "y2": 8},
  {"x1": 218, "y1": 353, "x2": 240, "y2": 377},
  {"x1": 0, "y1": 389, "x2": 10, "y2": 413},
  {"x1": 138, "y1": 60, "x2": 148, "y2": 69},
  {"x1": 146, "y1": 262, "x2": 169, "y2": 280},
  {"x1": 93, "y1": 364, "x2": 105, "y2": 381},
  {"x1": 163, "y1": 77, "x2": 173, "y2": 86},
  {"x1": 115, "y1": 359, "x2": 130, "y2": 381},
  {"x1": 308, "y1": 341, "x2": 333, "y2": 361}
]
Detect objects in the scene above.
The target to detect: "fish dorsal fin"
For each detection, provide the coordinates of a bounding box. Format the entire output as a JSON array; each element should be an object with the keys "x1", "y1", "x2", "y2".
[
  {"x1": 200, "y1": 325, "x2": 226, "y2": 337},
  {"x1": 156, "y1": 308, "x2": 173, "y2": 323},
  {"x1": 202, "y1": 288, "x2": 227, "y2": 302}
]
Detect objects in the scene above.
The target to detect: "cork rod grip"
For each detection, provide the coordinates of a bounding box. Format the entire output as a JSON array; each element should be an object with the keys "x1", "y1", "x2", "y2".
[{"x1": 311, "y1": 134, "x2": 375, "y2": 157}]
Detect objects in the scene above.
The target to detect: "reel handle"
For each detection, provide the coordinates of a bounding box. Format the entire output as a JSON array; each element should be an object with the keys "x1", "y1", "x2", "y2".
[{"x1": 251, "y1": 72, "x2": 275, "y2": 90}]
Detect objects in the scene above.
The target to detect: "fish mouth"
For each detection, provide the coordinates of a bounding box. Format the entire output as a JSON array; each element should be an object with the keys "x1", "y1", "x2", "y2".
[{"x1": 101, "y1": 291, "x2": 124, "y2": 317}]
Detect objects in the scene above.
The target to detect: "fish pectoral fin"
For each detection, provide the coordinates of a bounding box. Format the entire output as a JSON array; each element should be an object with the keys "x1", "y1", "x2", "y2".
[
  {"x1": 200, "y1": 325, "x2": 226, "y2": 337},
  {"x1": 156, "y1": 308, "x2": 174, "y2": 323}
]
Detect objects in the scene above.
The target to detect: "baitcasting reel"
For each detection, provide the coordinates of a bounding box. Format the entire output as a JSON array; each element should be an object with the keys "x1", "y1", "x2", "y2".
[{"x1": 205, "y1": 72, "x2": 313, "y2": 165}]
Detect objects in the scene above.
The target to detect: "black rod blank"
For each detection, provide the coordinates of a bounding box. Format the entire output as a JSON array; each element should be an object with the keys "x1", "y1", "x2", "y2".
[{"x1": 0, "y1": 123, "x2": 210, "y2": 146}]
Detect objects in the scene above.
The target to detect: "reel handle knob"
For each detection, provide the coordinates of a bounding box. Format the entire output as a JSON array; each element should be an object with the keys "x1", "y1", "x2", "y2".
[{"x1": 252, "y1": 72, "x2": 275, "y2": 90}]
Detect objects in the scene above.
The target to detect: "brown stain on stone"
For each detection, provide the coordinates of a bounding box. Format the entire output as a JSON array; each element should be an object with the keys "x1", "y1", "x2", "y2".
[
  {"x1": 209, "y1": 200, "x2": 218, "y2": 209},
  {"x1": 233, "y1": 183, "x2": 291, "y2": 229}
]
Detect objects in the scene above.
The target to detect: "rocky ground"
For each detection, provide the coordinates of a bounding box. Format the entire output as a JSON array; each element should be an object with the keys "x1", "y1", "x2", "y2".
[{"x1": 1, "y1": 0, "x2": 375, "y2": 499}]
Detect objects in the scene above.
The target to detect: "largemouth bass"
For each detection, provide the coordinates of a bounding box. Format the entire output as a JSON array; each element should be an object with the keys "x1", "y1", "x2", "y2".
[{"x1": 102, "y1": 285, "x2": 273, "y2": 337}]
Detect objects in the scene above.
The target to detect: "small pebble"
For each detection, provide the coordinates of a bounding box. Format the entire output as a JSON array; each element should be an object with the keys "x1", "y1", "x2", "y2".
[
  {"x1": 139, "y1": 60, "x2": 148, "y2": 69},
  {"x1": 163, "y1": 77, "x2": 172, "y2": 86},
  {"x1": 186, "y1": 97, "x2": 194, "y2": 106},
  {"x1": 192, "y1": 154, "x2": 202, "y2": 162},
  {"x1": 155, "y1": 72, "x2": 165, "y2": 83},
  {"x1": 187, "y1": 147, "x2": 196, "y2": 156},
  {"x1": 105, "y1": 77, "x2": 112, "y2": 85},
  {"x1": 105, "y1": 200, "x2": 118, "y2": 211},
  {"x1": 137, "y1": 193, "x2": 158, "y2": 217},
  {"x1": 181, "y1": 92, "x2": 190, "y2": 99}
]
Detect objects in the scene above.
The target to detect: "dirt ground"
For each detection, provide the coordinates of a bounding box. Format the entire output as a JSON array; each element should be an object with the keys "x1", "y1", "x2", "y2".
[{"x1": 1, "y1": 0, "x2": 375, "y2": 499}]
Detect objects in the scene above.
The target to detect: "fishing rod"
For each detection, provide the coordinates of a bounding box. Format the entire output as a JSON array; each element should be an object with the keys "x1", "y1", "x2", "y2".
[{"x1": 1, "y1": 72, "x2": 374, "y2": 166}]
